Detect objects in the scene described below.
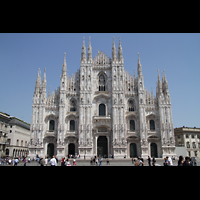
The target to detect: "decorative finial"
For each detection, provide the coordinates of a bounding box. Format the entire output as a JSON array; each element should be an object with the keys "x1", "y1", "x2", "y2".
[{"x1": 119, "y1": 37, "x2": 121, "y2": 46}]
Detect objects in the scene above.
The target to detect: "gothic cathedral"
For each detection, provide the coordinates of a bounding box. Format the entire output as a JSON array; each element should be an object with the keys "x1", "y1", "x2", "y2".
[{"x1": 29, "y1": 37, "x2": 176, "y2": 159}]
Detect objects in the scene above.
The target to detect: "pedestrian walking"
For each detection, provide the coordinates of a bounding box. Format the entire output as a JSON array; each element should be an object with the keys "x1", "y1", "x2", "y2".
[
  {"x1": 61, "y1": 157, "x2": 65, "y2": 166},
  {"x1": 163, "y1": 157, "x2": 169, "y2": 166},
  {"x1": 14, "y1": 157, "x2": 19, "y2": 166},
  {"x1": 73, "y1": 158, "x2": 76, "y2": 166},
  {"x1": 177, "y1": 156, "x2": 184, "y2": 166},
  {"x1": 49, "y1": 156, "x2": 57, "y2": 166},
  {"x1": 99, "y1": 158, "x2": 102, "y2": 166},
  {"x1": 152, "y1": 157, "x2": 156, "y2": 166},
  {"x1": 147, "y1": 156, "x2": 151, "y2": 166},
  {"x1": 95, "y1": 158, "x2": 98, "y2": 166},
  {"x1": 24, "y1": 157, "x2": 27, "y2": 166},
  {"x1": 183, "y1": 157, "x2": 191, "y2": 166},
  {"x1": 45, "y1": 156, "x2": 48, "y2": 166},
  {"x1": 168, "y1": 156, "x2": 173, "y2": 166},
  {"x1": 107, "y1": 158, "x2": 110, "y2": 165},
  {"x1": 40, "y1": 158, "x2": 45, "y2": 166}
]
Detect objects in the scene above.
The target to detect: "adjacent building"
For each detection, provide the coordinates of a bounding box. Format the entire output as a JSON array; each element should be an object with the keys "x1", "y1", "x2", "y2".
[
  {"x1": 0, "y1": 112, "x2": 10, "y2": 157},
  {"x1": 29, "y1": 37, "x2": 176, "y2": 159},
  {"x1": 174, "y1": 127, "x2": 200, "y2": 158},
  {"x1": 0, "y1": 112, "x2": 30, "y2": 157}
]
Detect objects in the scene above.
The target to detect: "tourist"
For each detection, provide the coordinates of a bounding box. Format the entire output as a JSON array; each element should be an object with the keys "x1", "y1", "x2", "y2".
[
  {"x1": 99, "y1": 158, "x2": 102, "y2": 166},
  {"x1": 147, "y1": 156, "x2": 151, "y2": 166},
  {"x1": 73, "y1": 158, "x2": 76, "y2": 166},
  {"x1": 50, "y1": 156, "x2": 57, "y2": 166},
  {"x1": 45, "y1": 156, "x2": 48, "y2": 166},
  {"x1": 61, "y1": 157, "x2": 65, "y2": 166},
  {"x1": 40, "y1": 158, "x2": 45, "y2": 166},
  {"x1": 163, "y1": 157, "x2": 169, "y2": 166},
  {"x1": 152, "y1": 157, "x2": 156, "y2": 166},
  {"x1": 177, "y1": 156, "x2": 184, "y2": 166},
  {"x1": 14, "y1": 157, "x2": 19, "y2": 166},
  {"x1": 66, "y1": 160, "x2": 71, "y2": 166},
  {"x1": 183, "y1": 157, "x2": 191, "y2": 166},
  {"x1": 95, "y1": 158, "x2": 98, "y2": 166},
  {"x1": 168, "y1": 156, "x2": 173, "y2": 166},
  {"x1": 135, "y1": 157, "x2": 145, "y2": 166},
  {"x1": 24, "y1": 157, "x2": 27, "y2": 166}
]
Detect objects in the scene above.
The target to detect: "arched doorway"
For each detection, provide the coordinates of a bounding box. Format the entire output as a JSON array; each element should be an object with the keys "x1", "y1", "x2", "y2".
[
  {"x1": 68, "y1": 143, "x2": 75, "y2": 156},
  {"x1": 47, "y1": 143, "x2": 54, "y2": 158},
  {"x1": 6, "y1": 149, "x2": 9, "y2": 156},
  {"x1": 97, "y1": 136, "x2": 108, "y2": 158},
  {"x1": 151, "y1": 143, "x2": 158, "y2": 157},
  {"x1": 130, "y1": 143, "x2": 137, "y2": 158}
]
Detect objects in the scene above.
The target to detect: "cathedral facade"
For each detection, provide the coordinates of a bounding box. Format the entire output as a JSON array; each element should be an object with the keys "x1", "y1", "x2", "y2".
[{"x1": 29, "y1": 37, "x2": 176, "y2": 159}]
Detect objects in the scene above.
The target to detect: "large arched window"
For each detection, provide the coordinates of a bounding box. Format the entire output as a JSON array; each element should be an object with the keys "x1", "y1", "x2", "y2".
[
  {"x1": 49, "y1": 120, "x2": 55, "y2": 131},
  {"x1": 70, "y1": 99, "x2": 76, "y2": 111},
  {"x1": 99, "y1": 103, "x2": 106, "y2": 116},
  {"x1": 99, "y1": 74, "x2": 106, "y2": 91},
  {"x1": 70, "y1": 120, "x2": 75, "y2": 131},
  {"x1": 130, "y1": 120, "x2": 135, "y2": 131},
  {"x1": 128, "y1": 99, "x2": 134, "y2": 111},
  {"x1": 150, "y1": 120, "x2": 155, "y2": 131}
]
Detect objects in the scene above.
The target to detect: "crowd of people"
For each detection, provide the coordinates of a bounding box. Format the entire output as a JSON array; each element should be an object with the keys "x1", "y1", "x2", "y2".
[
  {"x1": 0, "y1": 156, "x2": 31, "y2": 166},
  {"x1": 0, "y1": 154, "x2": 198, "y2": 166}
]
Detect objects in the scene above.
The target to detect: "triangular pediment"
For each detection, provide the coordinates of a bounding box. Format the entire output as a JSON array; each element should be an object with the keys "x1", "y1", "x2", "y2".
[{"x1": 93, "y1": 51, "x2": 111, "y2": 65}]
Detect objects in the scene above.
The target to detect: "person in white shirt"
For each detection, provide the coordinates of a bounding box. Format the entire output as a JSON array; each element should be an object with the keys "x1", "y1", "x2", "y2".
[
  {"x1": 50, "y1": 156, "x2": 57, "y2": 166},
  {"x1": 168, "y1": 156, "x2": 173, "y2": 166},
  {"x1": 45, "y1": 156, "x2": 48, "y2": 166}
]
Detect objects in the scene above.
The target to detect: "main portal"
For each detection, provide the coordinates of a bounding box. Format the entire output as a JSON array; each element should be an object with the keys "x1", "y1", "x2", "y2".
[{"x1": 97, "y1": 136, "x2": 108, "y2": 158}]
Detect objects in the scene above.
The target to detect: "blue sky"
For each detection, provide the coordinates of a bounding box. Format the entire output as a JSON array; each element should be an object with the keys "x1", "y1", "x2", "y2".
[{"x1": 0, "y1": 33, "x2": 199, "y2": 128}]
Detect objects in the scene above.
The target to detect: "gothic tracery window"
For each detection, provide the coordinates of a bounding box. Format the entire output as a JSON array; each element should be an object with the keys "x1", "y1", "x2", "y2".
[
  {"x1": 70, "y1": 99, "x2": 76, "y2": 112},
  {"x1": 150, "y1": 120, "x2": 155, "y2": 131},
  {"x1": 99, "y1": 103, "x2": 106, "y2": 116},
  {"x1": 49, "y1": 120, "x2": 55, "y2": 131},
  {"x1": 130, "y1": 120, "x2": 135, "y2": 131},
  {"x1": 70, "y1": 120, "x2": 75, "y2": 131},
  {"x1": 99, "y1": 74, "x2": 106, "y2": 91},
  {"x1": 128, "y1": 99, "x2": 134, "y2": 111}
]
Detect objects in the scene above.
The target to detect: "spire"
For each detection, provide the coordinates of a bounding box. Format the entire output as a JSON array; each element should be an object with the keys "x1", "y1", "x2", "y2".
[
  {"x1": 137, "y1": 53, "x2": 142, "y2": 76},
  {"x1": 156, "y1": 69, "x2": 162, "y2": 96},
  {"x1": 162, "y1": 69, "x2": 169, "y2": 93},
  {"x1": 35, "y1": 68, "x2": 41, "y2": 94},
  {"x1": 87, "y1": 36, "x2": 92, "y2": 62},
  {"x1": 117, "y1": 37, "x2": 123, "y2": 62},
  {"x1": 42, "y1": 68, "x2": 46, "y2": 93},
  {"x1": 62, "y1": 52, "x2": 67, "y2": 75},
  {"x1": 81, "y1": 36, "x2": 86, "y2": 63},
  {"x1": 112, "y1": 37, "x2": 116, "y2": 61}
]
